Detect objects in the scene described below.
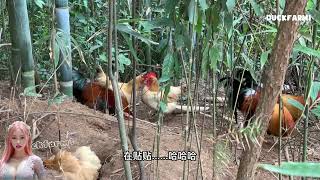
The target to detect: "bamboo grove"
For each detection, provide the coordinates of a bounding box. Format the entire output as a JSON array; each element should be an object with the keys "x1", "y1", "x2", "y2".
[{"x1": 0, "y1": 0, "x2": 320, "y2": 179}]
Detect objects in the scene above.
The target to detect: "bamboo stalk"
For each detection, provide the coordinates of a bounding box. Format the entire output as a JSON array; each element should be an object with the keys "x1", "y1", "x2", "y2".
[
  {"x1": 108, "y1": 0, "x2": 133, "y2": 179},
  {"x1": 182, "y1": 1, "x2": 199, "y2": 178},
  {"x1": 302, "y1": 103, "x2": 309, "y2": 180},
  {"x1": 7, "y1": 0, "x2": 36, "y2": 90},
  {"x1": 302, "y1": 1, "x2": 319, "y2": 177},
  {"x1": 129, "y1": 0, "x2": 145, "y2": 179},
  {"x1": 55, "y1": 0, "x2": 73, "y2": 96},
  {"x1": 145, "y1": 0, "x2": 152, "y2": 71},
  {"x1": 278, "y1": 96, "x2": 283, "y2": 180}
]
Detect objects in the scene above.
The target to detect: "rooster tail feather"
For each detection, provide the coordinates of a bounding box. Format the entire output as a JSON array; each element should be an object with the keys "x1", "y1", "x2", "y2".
[
  {"x1": 72, "y1": 68, "x2": 90, "y2": 102},
  {"x1": 74, "y1": 146, "x2": 101, "y2": 171},
  {"x1": 72, "y1": 68, "x2": 89, "y2": 91}
]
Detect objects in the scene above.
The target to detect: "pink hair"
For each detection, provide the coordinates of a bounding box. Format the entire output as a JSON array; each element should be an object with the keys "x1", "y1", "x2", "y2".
[{"x1": 0, "y1": 121, "x2": 33, "y2": 168}]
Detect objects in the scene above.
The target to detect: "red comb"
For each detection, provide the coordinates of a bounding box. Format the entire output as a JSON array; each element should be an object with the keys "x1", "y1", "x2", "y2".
[{"x1": 143, "y1": 72, "x2": 157, "y2": 79}]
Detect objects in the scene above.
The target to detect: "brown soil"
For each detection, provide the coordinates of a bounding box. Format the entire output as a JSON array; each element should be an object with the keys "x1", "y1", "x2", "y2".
[{"x1": 0, "y1": 81, "x2": 319, "y2": 180}]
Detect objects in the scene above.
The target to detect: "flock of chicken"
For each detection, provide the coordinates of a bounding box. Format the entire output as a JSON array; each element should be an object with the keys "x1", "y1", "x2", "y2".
[
  {"x1": 72, "y1": 67, "x2": 208, "y2": 117},
  {"x1": 72, "y1": 66, "x2": 320, "y2": 138},
  {"x1": 42, "y1": 68, "x2": 320, "y2": 180}
]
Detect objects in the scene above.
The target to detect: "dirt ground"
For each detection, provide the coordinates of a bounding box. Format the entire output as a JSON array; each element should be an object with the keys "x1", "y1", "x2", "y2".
[{"x1": 0, "y1": 81, "x2": 319, "y2": 180}]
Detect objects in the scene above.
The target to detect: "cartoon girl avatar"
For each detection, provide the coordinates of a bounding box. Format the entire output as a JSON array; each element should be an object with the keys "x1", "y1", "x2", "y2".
[{"x1": 0, "y1": 121, "x2": 46, "y2": 180}]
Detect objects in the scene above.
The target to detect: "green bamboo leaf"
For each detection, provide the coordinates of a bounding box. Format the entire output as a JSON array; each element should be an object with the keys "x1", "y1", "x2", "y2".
[
  {"x1": 293, "y1": 45, "x2": 320, "y2": 58},
  {"x1": 116, "y1": 24, "x2": 158, "y2": 45},
  {"x1": 287, "y1": 98, "x2": 305, "y2": 111},
  {"x1": 258, "y1": 162, "x2": 320, "y2": 177},
  {"x1": 210, "y1": 46, "x2": 220, "y2": 72},
  {"x1": 188, "y1": 0, "x2": 198, "y2": 24},
  {"x1": 120, "y1": 33, "x2": 141, "y2": 63},
  {"x1": 196, "y1": 10, "x2": 203, "y2": 33},
  {"x1": 233, "y1": 17, "x2": 243, "y2": 27},
  {"x1": 165, "y1": 0, "x2": 179, "y2": 14},
  {"x1": 159, "y1": 101, "x2": 167, "y2": 112},
  {"x1": 260, "y1": 24, "x2": 278, "y2": 32},
  {"x1": 298, "y1": 36, "x2": 307, "y2": 47},
  {"x1": 99, "y1": 53, "x2": 107, "y2": 62},
  {"x1": 226, "y1": 0, "x2": 236, "y2": 11},
  {"x1": 311, "y1": 106, "x2": 320, "y2": 118},
  {"x1": 306, "y1": 0, "x2": 316, "y2": 11},
  {"x1": 48, "y1": 93, "x2": 68, "y2": 106},
  {"x1": 151, "y1": 18, "x2": 174, "y2": 28},
  {"x1": 164, "y1": 83, "x2": 171, "y2": 96},
  {"x1": 70, "y1": 36, "x2": 87, "y2": 66},
  {"x1": 175, "y1": 34, "x2": 186, "y2": 49},
  {"x1": 118, "y1": 54, "x2": 131, "y2": 73},
  {"x1": 173, "y1": 54, "x2": 182, "y2": 78},
  {"x1": 89, "y1": 44, "x2": 102, "y2": 53},
  {"x1": 224, "y1": 12, "x2": 233, "y2": 34},
  {"x1": 139, "y1": 21, "x2": 158, "y2": 32},
  {"x1": 34, "y1": 0, "x2": 45, "y2": 8},
  {"x1": 308, "y1": 9, "x2": 320, "y2": 24},
  {"x1": 241, "y1": 53, "x2": 254, "y2": 68},
  {"x1": 160, "y1": 52, "x2": 175, "y2": 82},
  {"x1": 208, "y1": 6, "x2": 220, "y2": 32},
  {"x1": 226, "y1": 50, "x2": 232, "y2": 70},
  {"x1": 199, "y1": 0, "x2": 208, "y2": 11},
  {"x1": 310, "y1": 81, "x2": 320, "y2": 102},
  {"x1": 249, "y1": 0, "x2": 263, "y2": 16},
  {"x1": 82, "y1": 0, "x2": 88, "y2": 9},
  {"x1": 201, "y1": 45, "x2": 210, "y2": 77},
  {"x1": 158, "y1": 38, "x2": 168, "y2": 53},
  {"x1": 260, "y1": 50, "x2": 271, "y2": 69},
  {"x1": 279, "y1": 0, "x2": 286, "y2": 8},
  {"x1": 22, "y1": 86, "x2": 42, "y2": 97}
]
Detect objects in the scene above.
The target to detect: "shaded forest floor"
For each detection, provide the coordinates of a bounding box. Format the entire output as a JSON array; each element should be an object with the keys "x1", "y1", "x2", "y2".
[{"x1": 0, "y1": 81, "x2": 319, "y2": 180}]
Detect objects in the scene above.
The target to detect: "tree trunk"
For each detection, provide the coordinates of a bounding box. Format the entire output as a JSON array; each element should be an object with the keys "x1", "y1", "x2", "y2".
[
  {"x1": 55, "y1": 0, "x2": 73, "y2": 96},
  {"x1": 236, "y1": 1, "x2": 308, "y2": 179}
]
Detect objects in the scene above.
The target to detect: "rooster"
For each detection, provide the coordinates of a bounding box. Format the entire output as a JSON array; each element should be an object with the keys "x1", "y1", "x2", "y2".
[
  {"x1": 280, "y1": 94, "x2": 305, "y2": 122},
  {"x1": 268, "y1": 103, "x2": 295, "y2": 136},
  {"x1": 94, "y1": 66, "x2": 145, "y2": 106},
  {"x1": 141, "y1": 72, "x2": 208, "y2": 114},
  {"x1": 220, "y1": 69, "x2": 310, "y2": 137},
  {"x1": 44, "y1": 146, "x2": 101, "y2": 180},
  {"x1": 72, "y1": 68, "x2": 130, "y2": 115}
]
